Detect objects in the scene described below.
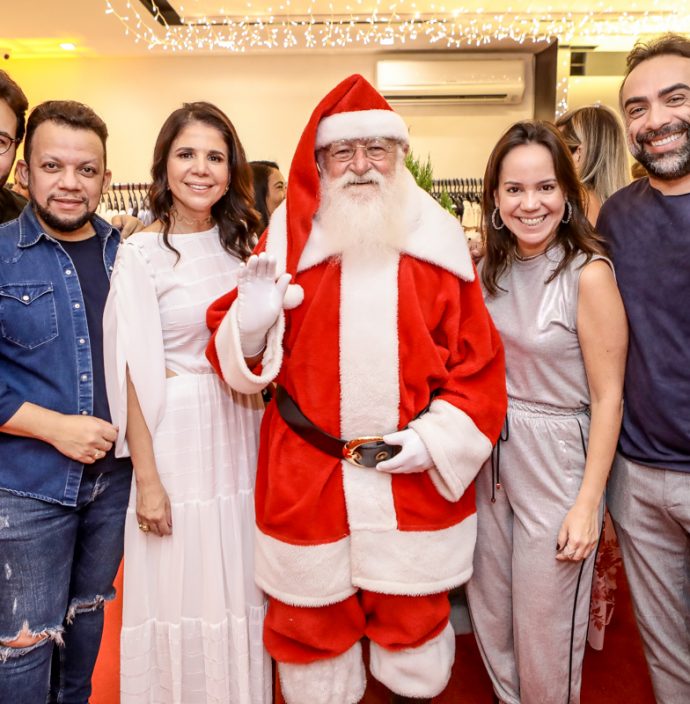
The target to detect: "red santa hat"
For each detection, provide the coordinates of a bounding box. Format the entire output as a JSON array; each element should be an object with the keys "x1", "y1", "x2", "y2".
[{"x1": 283, "y1": 74, "x2": 409, "y2": 275}]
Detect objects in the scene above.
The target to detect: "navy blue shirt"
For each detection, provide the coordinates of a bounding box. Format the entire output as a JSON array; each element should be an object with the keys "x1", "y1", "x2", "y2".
[
  {"x1": 60, "y1": 236, "x2": 129, "y2": 475},
  {"x1": 0, "y1": 205, "x2": 131, "y2": 505},
  {"x1": 597, "y1": 178, "x2": 690, "y2": 473}
]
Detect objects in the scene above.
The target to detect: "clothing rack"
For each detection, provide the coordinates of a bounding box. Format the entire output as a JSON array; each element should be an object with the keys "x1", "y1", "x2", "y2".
[
  {"x1": 431, "y1": 178, "x2": 484, "y2": 233},
  {"x1": 99, "y1": 182, "x2": 154, "y2": 225}
]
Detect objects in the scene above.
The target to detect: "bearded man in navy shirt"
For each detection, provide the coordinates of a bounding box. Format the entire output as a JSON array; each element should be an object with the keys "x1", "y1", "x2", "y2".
[{"x1": 597, "y1": 33, "x2": 690, "y2": 703}]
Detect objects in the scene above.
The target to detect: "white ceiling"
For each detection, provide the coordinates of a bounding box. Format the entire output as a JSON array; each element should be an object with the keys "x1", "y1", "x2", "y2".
[{"x1": 0, "y1": 0, "x2": 686, "y2": 58}]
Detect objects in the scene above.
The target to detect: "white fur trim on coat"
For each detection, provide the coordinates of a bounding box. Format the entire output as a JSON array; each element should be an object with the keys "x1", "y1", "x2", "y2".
[
  {"x1": 341, "y1": 460, "x2": 396, "y2": 533},
  {"x1": 408, "y1": 399, "x2": 494, "y2": 502},
  {"x1": 255, "y1": 516, "x2": 477, "y2": 604},
  {"x1": 339, "y1": 248, "x2": 400, "y2": 531},
  {"x1": 315, "y1": 109, "x2": 409, "y2": 149},
  {"x1": 278, "y1": 641, "x2": 366, "y2": 704},
  {"x1": 254, "y1": 529, "x2": 356, "y2": 607},
  {"x1": 370, "y1": 622, "x2": 455, "y2": 698},
  {"x1": 350, "y1": 515, "x2": 477, "y2": 595},
  {"x1": 213, "y1": 302, "x2": 285, "y2": 394}
]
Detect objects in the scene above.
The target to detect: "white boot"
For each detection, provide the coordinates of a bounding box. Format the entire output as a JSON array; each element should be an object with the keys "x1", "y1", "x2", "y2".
[
  {"x1": 370, "y1": 622, "x2": 455, "y2": 699},
  {"x1": 278, "y1": 640, "x2": 366, "y2": 704}
]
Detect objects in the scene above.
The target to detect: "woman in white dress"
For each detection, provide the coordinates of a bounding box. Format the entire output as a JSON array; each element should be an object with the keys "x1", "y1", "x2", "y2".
[{"x1": 104, "y1": 102, "x2": 271, "y2": 703}]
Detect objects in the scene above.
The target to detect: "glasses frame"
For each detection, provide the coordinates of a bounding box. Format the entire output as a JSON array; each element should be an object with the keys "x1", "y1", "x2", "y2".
[
  {"x1": 325, "y1": 139, "x2": 398, "y2": 163},
  {"x1": 0, "y1": 131, "x2": 20, "y2": 156}
]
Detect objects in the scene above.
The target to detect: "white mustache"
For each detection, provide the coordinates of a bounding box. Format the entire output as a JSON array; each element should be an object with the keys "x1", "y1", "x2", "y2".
[{"x1": 335, "y1": 171, "x2": 385, "y2": 188}]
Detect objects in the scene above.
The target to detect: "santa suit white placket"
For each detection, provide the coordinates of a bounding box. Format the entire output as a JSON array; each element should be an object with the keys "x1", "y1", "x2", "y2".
[
  {"x1": 339, "y1": 247, "x2": 456, "y2": 696},
  {"x1": 338, "y1": 247, "x2": 400, "y2": 551}
]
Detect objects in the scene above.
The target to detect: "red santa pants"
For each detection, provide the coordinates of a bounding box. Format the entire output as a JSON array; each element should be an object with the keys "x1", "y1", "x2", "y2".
[
  {"x1": 265, "y1": 590, "x2": 450, "y2": 663},
  {"x1": 266, "y1": 590, "x2": 455, "y2": 701}
]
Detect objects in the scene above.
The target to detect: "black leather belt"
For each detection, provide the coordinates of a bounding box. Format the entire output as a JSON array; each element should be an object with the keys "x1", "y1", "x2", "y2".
[{"x1": 275, "y1": 385, "x2": 431, "y2": 468}]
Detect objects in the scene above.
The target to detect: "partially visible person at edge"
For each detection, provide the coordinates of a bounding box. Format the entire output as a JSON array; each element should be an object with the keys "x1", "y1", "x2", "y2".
[
  {"x1": 250, "y1": 159, "x2": 286, "y2": 232},
  {"x1": 466, "y1": 120, "x2": 628, "y2": 704},
  {"x1": 596, "y1": 32, "x2": 690, "y2": 703},
  {"x1": 0, "y1": 69, "x2": 142, "y2": 235},
  {"x1": 0, "y1": 69, "x2": 29, "y2": 222},
  {"x1": 104, "y1": 101, "x2": 271, "y2": 703},
  {"x1": 556, "y1": 104, "x2": 630, "y2": 224},
  {"x1": 0, "y1": 100, "x2": 133, "y2": 704},
  {"x1": 206, "y1": 74, "x2": 507, "y2": 704}
]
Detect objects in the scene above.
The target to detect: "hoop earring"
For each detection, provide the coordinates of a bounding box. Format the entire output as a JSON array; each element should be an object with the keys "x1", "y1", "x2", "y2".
[
  {"x1": 491, "y1": 207, "x2": 505, "y2": 230},
  {"x1": 562, "y1": 200, "x2": 573, "y2": 224}
]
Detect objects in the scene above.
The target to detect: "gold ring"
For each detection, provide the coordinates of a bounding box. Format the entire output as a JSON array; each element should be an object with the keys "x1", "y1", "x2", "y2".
[{"x1": 138, "y1": 522, "x2": 150, "y2": 533}]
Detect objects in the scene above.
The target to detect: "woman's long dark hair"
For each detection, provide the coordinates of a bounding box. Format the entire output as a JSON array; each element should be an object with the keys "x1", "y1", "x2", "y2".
[
  {"x1": 481, "y1": 120, "x2": 607, "y2": 296},
  {"x1": 250, "y1": 160, "x2": 280, "y2": 232},
  {"x1": 149, "y1": 101, "x2": 261, "y2": 261}
]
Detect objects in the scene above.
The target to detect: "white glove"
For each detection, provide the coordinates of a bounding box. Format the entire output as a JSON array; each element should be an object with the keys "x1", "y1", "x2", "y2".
[
  {"x1": 375, "y1": 428, "x2": 434, "y2": 474},
  {"x1": 237, "y1": 253, "x2": 291, "y2": 356}
]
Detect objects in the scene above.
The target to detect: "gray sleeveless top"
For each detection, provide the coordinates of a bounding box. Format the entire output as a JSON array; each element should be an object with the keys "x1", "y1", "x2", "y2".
[{"x1": 482, "y1": 246, "x2": 611, "y2": 409}]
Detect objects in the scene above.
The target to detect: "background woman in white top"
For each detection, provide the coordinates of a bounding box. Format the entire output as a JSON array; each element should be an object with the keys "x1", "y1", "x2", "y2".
[{"x1": 104, "y1": 102, "x2": 270, "y2": 703}]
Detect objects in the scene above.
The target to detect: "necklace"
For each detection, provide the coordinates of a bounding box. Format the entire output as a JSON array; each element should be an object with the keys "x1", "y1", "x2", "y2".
[
  {"x1": 170, "y1": 207, "x2": 214, "y2": 229},
  {"x1": 514, "y1": 250, "x2": 544, "y2": 261}
]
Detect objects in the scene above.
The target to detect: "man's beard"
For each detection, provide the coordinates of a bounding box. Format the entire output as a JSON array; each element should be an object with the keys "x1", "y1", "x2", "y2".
[
  {"x1": 315, "y1": 161, "x2": 409, "y2": 257},
  {"x1": 630, "y1": 120, "x2": 690, "y2": 181},
  {"x1": 32, "y1": 196, "x2": 93, "y2": 234}
]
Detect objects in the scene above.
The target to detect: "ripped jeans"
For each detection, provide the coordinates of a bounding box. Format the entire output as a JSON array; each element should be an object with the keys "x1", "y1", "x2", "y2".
[{"x1": 0, "y1": 465, "x2": 131, "y2": 704}]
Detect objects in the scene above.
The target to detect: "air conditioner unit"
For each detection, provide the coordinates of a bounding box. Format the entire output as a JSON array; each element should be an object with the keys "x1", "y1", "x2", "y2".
[{"x1": 376, "y1": 59, "x2": 526, "y2": 105}]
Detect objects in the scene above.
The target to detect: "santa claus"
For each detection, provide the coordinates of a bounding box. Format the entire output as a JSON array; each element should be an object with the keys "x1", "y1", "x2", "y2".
[{"x1": 206, "y1": 75, "x2": 507, "y2": 704}]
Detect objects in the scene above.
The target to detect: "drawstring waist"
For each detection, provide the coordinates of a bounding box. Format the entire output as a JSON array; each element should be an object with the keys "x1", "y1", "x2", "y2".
[
  {"x1": 490, "y1": 398, "x2": 589, "y2": 504},
  {"x1": 508, "y1": 397, "x2": 589, "y2": 417}
]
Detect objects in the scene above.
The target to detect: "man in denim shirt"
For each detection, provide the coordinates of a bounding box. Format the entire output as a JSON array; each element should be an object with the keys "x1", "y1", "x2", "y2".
[{"x1": 0, "y1": 101, "x2": 132, "y2": 704}]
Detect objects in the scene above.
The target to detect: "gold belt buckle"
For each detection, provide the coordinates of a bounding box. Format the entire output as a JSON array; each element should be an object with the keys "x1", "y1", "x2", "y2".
[{"x1": 342, "y1": 436, "x2": 385, "y2": 467}]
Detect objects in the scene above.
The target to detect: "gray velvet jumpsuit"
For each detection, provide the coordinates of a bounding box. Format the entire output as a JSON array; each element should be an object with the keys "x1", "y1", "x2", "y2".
[{"x1": 467, "y1": 247, "x2": 607, "y2": 704}]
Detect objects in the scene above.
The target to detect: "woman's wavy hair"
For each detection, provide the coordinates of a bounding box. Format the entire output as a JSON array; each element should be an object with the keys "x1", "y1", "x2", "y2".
[
  {"x1": 481, "y1": 120, "x2": 607, "y2": 296},
  {"x1": 556, "y1": 105, "x2": 629, "y2": 203},
  {"x1": 149, "y1": 101, "x2": 260, "y2": 261},
  {"x1": 249, "y1": 160, "x2": 280, "y2": 232}
]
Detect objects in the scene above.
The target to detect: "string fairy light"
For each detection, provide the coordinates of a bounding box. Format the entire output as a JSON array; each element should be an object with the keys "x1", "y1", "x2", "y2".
[{"x1": 104, "y1": 1, "x2": 690, "y2": 53}]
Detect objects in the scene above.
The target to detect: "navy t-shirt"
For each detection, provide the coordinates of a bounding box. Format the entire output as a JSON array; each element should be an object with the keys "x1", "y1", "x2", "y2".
[
  {"x1": 61, "y1": 234, "x2": 129, "y2": 474},
  {"x1": 597, "y1": 178, "x2": 690, "y2": 473}
]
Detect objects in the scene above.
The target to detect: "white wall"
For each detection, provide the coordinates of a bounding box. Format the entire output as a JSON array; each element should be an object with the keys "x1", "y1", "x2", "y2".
[
  {"x1": 8, "y1": 51, "x2": 535, "y2": 183},
  {"x1": 567, "y1": 75, "x2": 623, "y2": 115}
]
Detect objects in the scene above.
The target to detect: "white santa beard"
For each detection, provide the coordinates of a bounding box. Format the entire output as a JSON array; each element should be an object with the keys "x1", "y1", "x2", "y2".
[{"x1": 315, "y1": 161, "x2": 408, "y2": 257}]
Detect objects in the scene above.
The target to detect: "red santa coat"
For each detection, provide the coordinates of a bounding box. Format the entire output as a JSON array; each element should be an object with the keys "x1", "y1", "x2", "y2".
[{"x1": 207, "y1": 173, "x2": 506, "y2": 608}]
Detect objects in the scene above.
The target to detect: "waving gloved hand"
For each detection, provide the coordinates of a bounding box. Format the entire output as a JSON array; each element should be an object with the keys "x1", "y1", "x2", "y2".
[
  {"x1": 375, "y1": 428, "x2": 434, "y2": 474},
  {"x1": 237, "y1": 253, "x2": 291, "y2": 357}
]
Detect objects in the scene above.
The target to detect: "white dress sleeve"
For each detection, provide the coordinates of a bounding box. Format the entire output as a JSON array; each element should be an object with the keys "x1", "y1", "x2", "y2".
[{"x1": 104, "y1": 239, "x2": 167, "y2": 457}]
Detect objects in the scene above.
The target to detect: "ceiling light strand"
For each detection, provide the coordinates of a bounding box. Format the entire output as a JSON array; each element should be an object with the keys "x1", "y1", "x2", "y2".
[{"x1": 104, "y1": 1, "x2": 690, "y2": 52}]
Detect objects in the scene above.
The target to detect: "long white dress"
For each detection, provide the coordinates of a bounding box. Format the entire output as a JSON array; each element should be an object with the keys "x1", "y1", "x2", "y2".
[{"x1": 103, "y1": 227, "x2": 271, "y2": 704}]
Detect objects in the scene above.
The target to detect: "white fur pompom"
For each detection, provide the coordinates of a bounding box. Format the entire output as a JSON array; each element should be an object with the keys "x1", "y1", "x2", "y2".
[{"x1": 283, "y1": 284, "x2": 304, "y2": 310}]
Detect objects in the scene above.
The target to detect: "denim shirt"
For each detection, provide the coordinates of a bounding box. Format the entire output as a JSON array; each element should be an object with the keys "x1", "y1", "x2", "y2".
[{"x1": 0, "y1": 205, "x2": 120, "y2": 506}]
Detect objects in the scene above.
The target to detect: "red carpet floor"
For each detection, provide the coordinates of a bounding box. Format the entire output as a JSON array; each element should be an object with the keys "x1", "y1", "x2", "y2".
[{"x1": 92, "y1": 567, "x2": 655, "y2": 703}]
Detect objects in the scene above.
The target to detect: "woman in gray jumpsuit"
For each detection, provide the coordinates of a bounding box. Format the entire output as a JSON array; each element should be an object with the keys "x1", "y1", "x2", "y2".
[{"x1": 467, "y1": 121, "x2": 628, "y2": 704}]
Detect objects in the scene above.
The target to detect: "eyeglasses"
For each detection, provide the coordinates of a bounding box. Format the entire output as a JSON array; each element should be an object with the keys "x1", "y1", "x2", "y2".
[
  {"x1": 325, "y1": 139, "x2": 397, "y2": 162},
  {"x1": 0, "y1": 132, "x2": 19, "y2": 156}
]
